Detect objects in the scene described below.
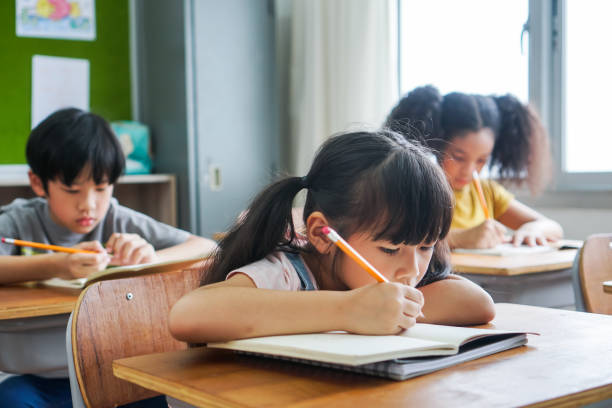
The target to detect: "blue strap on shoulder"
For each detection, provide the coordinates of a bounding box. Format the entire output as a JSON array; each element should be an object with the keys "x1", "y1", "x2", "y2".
[{"x1": 284, "y1": 252, "x2": 316, "y2": 291}]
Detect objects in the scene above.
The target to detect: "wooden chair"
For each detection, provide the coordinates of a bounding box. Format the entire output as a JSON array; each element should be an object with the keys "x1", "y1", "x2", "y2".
[
  {"x1": 572, "y1": 233, "x2": 612, "y2": 314},
  {"x1": 66, "y1": 264, "x2": 205, "y2": 407}
]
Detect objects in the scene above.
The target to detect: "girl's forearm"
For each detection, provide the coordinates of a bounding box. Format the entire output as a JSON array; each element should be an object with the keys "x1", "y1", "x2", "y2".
[
  {"x1": 169, "y1": 286, "x2": 349, "y2": 343},
  {"x1": 418, "y1": 275, "x2": 495, "y2": 325}
]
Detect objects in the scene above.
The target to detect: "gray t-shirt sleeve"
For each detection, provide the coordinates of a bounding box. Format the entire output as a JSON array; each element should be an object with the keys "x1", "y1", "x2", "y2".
[
  {"x1": 0, "y1": 212, "x2": 20, "y2": 255},
  {"x1": 101, "y1": 202, "x2": 191, "y2": 250}
]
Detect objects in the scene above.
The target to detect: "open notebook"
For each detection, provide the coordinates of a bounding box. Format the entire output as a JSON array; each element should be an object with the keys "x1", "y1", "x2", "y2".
[
  {"x1": 43, "y1": 254, "x2": 210, "y2": 289},
  {"x1": 207, "y1": 324, "x2": 532, "y2": 380}
]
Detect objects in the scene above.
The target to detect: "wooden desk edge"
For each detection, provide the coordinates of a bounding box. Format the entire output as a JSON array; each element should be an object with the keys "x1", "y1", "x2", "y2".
[
  {"x1": 112, "y1": 361, "x2": 241, "y2": 408},
  {"x1": 604, "y1": 281, "x2": 612, "y2": 294},
  {"x1": 0, "y1": 301, "x2": 75, "y2": 320},
  {"x1": 112, "y1": 348, "x2": 612, "y2": 408},
  {"x1": 527, "y1": 383, "x2": 612, "y2": 408},
  {"x1": 452, "y1": 260, "x2": 573, "y2": 276}
]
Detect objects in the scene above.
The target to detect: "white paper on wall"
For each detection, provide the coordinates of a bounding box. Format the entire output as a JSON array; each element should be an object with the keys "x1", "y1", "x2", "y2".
[{"x1": 31, "y1": 55, "x2": 89, "y2": 129}]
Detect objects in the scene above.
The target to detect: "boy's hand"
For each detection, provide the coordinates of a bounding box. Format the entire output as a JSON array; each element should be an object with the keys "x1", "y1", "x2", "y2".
[
  {"x1": 105, "y1": 233, "x2": 158, "y2": 266},
  {"x1": 343, "y1": 282, "x2": 424, "y2": 335},
  {"x1": 58, "y1": 241, "x2": 110, "y2": 279}
]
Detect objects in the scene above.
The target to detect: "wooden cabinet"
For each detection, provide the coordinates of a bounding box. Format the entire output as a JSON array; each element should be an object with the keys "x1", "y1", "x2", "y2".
[{"x1": 0, "y1": 174, "x2": 177, "y2": 227}]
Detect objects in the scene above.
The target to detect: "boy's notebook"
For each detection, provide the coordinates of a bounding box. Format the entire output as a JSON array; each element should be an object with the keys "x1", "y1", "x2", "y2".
[
  {"x1": 42, "y1": 254, "x2": 209, "y2": 290},
  {"x1": 207, "y1": 324, "x2": 532, "y2": 381},
  {"x1": 453, "y1": 243, "x2": 554, "y2": 256}
]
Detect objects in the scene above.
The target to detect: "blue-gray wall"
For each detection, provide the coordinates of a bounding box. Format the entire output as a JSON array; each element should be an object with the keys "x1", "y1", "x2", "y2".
[{"x1": 133, "y1": 0, "x2": 279, "y2": 236}]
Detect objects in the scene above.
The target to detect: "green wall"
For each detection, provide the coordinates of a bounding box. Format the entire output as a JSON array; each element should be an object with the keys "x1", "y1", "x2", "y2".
[{"x1": 0, "y1": 1, "x2": 131, "y2": 164}]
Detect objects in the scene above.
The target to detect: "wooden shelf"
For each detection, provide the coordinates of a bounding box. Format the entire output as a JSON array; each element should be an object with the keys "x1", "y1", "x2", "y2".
[{"x1": 0, "y1": 174, "x2": 177, "y2": 226}]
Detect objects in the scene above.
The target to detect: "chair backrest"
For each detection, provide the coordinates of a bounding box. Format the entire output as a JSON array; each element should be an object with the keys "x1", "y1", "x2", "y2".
[
  {"x1": 69, "y1": 265, "x2": 205, "y2": 407},
  {"x1": 576, "y1": 234, "x2": 612, "y2": 314}
]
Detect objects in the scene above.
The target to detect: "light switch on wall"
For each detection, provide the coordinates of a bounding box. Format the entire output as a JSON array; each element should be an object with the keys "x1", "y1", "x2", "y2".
[{"x1": 209, "y1": 164, "x2": 222, "y2": 191}]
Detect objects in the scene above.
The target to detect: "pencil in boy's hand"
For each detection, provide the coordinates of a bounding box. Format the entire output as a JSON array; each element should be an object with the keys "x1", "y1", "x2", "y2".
[
  {"x1": 320, "y1": 226, "x2": 388, "y2": 283},
  {"x1": 0, "y1": 237, "x2": 99, "y2": 254},
  {"x1": 472, "y1": 170, "x2": 491, "y2": 219}
]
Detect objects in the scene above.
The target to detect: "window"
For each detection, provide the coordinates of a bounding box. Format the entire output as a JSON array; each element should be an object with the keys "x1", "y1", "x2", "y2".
[
  {"x1": 399, "y1": 0, "x2": 612, "y2": 190},
  {"x1": 399, "y1": 0, "x2": 528, "y2": 100},
  {"x1": 559, "y1": 0, "x2": 612, "y2": 175}
]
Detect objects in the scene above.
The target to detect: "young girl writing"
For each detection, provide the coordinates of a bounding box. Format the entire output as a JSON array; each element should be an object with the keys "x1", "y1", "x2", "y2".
[
  {"x1": 169, "y1": 131, "x2": 495, "y2": 344},
  {"x1": 386, "y1": 85, "x2": 563, "y2": 249}
]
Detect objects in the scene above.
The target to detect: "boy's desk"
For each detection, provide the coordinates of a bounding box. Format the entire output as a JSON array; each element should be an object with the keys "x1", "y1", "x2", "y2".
[
  {"x1": 113, "y1": 303, "x2": 612, "y2": 408},
  {"x1": 0, "y1": 284, "x2": 79, "y2": 375},
  {"x1": 451, "y1": 248, "x2": 578, "y2": 308},
  {"x1": 604, "y1": 281, "x2": 612, "y2": 294}
]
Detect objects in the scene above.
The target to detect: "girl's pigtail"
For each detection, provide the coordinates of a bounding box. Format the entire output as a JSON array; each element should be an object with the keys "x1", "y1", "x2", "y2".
[
  {"x1": 385, "y1": 85, "x2": 443, "y2": 154},
  {"x1": 524, "y1": 107, "x2": 553, "y2": 194},
  {"x1": 492, "y1": 95, "x2": 552, "y2": 193},
  {"x1": 490, "y1": 95, "x2": 532, "y2": 182},
  {"x1": 202, "y1": 177, "x2": 305, "y2": 285}
]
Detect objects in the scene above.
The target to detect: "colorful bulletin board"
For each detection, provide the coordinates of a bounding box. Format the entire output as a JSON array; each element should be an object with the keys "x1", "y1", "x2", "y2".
[{"x1": 0, "y1": 0, "x2": 131, "y2": 164}]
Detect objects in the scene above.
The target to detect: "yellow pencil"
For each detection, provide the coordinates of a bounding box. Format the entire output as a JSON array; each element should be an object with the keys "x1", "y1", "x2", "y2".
[
  {"x1": 321, "y1": 226, "x2": 425, "y2": 319},
  {"x1": 472, "y1": 170, "x2": 491, "y2": 219},
  {"x1": 1, "y1": 237, "x2": 99, "y2": 254},
  {"x1": 320, "y1": 226, "x2": 388, "y2": 283}
]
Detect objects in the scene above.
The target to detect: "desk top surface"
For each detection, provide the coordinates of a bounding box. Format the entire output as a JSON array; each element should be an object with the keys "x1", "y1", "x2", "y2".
[
  {"x1": 451, "y1": 248, "x2": 577, "y2": 276},
  {"x1": 0, "y1": 284, "x2": 79, "y2": 320},
  {"x1": 605, "y1": 281, "x2": 612, "y2": 294},
  {"x1": 113, "y1": 303, "x2": 612, "y2": 408}
]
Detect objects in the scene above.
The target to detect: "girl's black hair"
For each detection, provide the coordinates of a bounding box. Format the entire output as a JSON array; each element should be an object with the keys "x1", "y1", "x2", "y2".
[
  {"x1": 203, "y1": 130, "x2": 454, "y2": 286},
  {"x1": 385, "y1": 85, "x2": 551, "y2": 193},
  {"x1": 26, "y1": 108, "x2": 125, "y2": 190}
]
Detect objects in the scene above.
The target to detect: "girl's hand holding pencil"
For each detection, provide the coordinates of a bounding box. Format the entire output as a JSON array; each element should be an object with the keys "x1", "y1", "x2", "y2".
[
  {"x1": 451, "y1": 220, "x2": 508, "y2": 249},
  {"x1": 320, "y1": 226, "x2": 425, "y2": 333},
  {"x1": 343, "y1": 282, "x2": 425, "y2": 334}
]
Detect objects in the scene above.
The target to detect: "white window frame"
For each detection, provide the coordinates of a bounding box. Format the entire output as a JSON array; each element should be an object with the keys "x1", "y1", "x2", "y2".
[{"x1": 532, "y1": 0, "x2": 612, "y2": 191}]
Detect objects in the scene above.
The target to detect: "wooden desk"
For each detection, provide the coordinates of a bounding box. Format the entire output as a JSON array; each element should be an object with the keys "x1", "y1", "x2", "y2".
[
  {"x1": 0, "y1": 284, "x2": 78, "y2": 320},
  {"x1": 451, "y1": 249, "x2": 578, "y2": 308},
  {"x1": 604, "y1": 281, "x2": 612, "y2": 294},
  {"x1": 451, "y1": 248, "x2": 577, "y2": 276},
  {"x1": 0, "y1": 284, "x2": 79, "y2": 375},
  {"x1": 113, "y1": 303, "x2": 612, "y2": 408}
]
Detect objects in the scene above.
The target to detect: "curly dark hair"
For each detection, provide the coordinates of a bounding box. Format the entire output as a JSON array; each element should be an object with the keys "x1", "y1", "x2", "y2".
[{"x1": 385, "y1": 85, "x2": 551, "y2": 193}]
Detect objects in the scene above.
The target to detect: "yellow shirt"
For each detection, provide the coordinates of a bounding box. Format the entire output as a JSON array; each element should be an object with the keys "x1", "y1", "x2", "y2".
[{"x1": 451, "y1": 179, "x2": 514, "y2": 229}]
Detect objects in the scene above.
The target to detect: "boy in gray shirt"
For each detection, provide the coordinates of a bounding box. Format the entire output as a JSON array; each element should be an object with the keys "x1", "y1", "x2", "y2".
[{"x1": 0, "y1": 107, "x2": 215, "y2": 408}]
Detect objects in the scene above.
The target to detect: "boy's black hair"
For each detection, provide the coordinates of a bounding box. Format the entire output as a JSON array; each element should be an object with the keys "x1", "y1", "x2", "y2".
[
  {"x1": 203, "y1": 130, "x2": 454, "y2": 287},
  {"x1": 26, "y1": 108, "x2": 125, "y2": 190}
]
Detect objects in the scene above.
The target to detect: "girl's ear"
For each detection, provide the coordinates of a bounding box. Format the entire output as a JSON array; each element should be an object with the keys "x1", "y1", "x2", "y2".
[
  {"x1": 305, "y1": 211, "x2": 334, "y2": 254},
  {"x1": 28, "y1": 171, "x2": 47, "y2": 197}
]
